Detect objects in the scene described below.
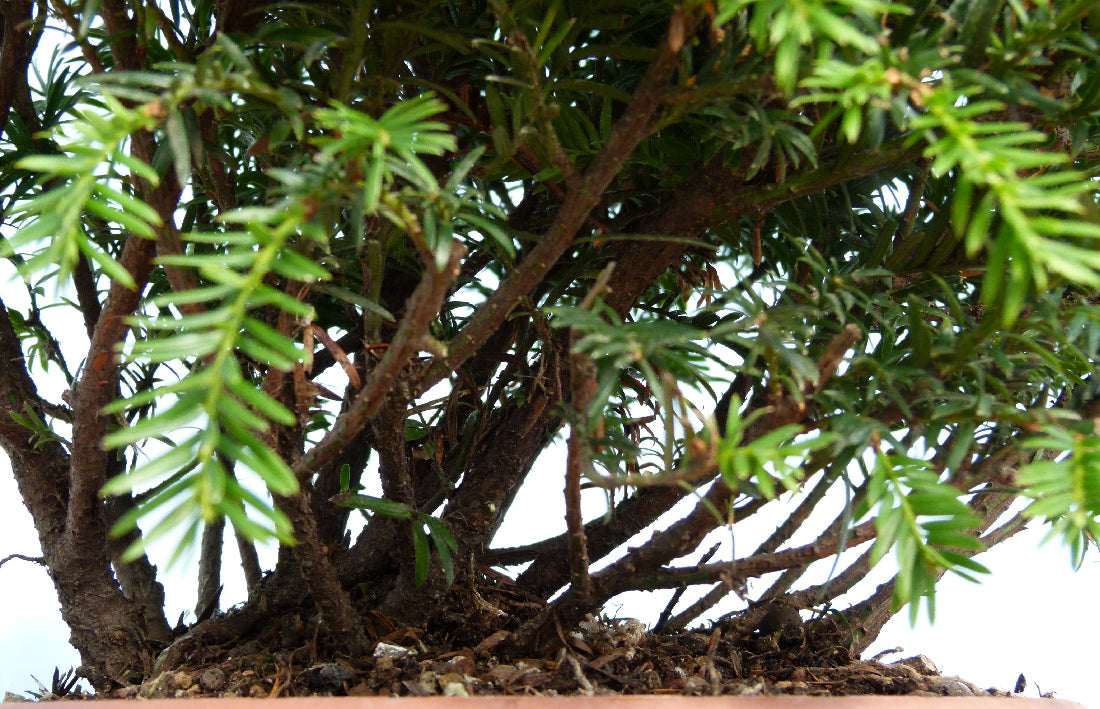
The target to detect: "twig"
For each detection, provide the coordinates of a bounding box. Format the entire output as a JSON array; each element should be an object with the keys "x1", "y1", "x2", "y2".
[
  {"x1": 602, "y1": 139, "x2": 927, "y2": 317},
  {"x1": 627, "y1": 520, "x2": 879, "y2": 592},
  {"x1": 566, "y1": 654, "x2": 595, "y2": 695},
  {"x1": 47, "y1": 0, "x2": 105, "y2": 73},
  {"x1": 564, "y1": 262, "x2": 617, "y2": 598},
  {"x1": 70, "y1": 255, "x2": 102, "y2": 339},
  {"x1": 565, "y1": 351, "x2": 596, "y2": 600},
  {"x1": 0, "y1": 553, "x2": 45, "y2": 569},
  {"x1": 655, "y1": 542, "x2": 720, "y2": 632}
]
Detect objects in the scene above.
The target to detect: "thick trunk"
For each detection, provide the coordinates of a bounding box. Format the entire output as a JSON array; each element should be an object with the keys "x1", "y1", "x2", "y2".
[
  {"x1": 0, "y1": 297, "x2": 151, "y2": 688},
  {"x1": 6, "y1": 447, "x2": 150, "y2": 688},
  {"x1": 274, "y1": 488, "x2": 368, "y2": 654}
]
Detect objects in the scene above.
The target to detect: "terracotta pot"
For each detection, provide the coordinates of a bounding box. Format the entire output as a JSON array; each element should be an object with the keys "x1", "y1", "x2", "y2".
[{"x1": 82, "y1": 696, "x2": 1087, "y2": 709}]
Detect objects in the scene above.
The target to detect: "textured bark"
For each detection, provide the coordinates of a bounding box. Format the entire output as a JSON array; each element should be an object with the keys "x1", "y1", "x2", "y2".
[
  {"x1": 104, "y1": 495, "x2": 174, "y2": 645},
  {"x1": 273, "y1": 488, "x2": 369, "y2": 655},
  {"x1": 417, "y1": 11, "x2": 697, "y2": 392},
  {"x1": 0, "y1": 0, "x2": 38, "y2": 141},
  {"x1": 195, "y1": 515, "x2": 226, "y2": 620}
]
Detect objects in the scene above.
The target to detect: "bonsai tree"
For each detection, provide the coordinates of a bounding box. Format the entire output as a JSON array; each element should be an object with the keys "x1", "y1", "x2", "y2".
[{"x1": 2, "y1": 0, "x2": 1099, "y2": 691}]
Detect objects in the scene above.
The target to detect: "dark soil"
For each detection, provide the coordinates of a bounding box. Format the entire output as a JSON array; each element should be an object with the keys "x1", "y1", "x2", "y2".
[{"x1": 20, "y1": 601, "x2": 1027, "y2": 701}]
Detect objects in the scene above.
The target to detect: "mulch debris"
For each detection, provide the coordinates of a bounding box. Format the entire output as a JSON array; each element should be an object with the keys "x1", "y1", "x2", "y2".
[{"x1": 9, "y1": 611, "x2": 1033, "y2": 701}]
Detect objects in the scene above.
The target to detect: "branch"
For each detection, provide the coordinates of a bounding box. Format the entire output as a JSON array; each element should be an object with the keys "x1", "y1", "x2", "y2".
[
  {"x1": 508, "y1": 379, "x2": 827, "y2": 653},
  {"x1": 71, "y1": 254, "x2": 102, "y2": 339},
  {"x1": 373, "y1": 399, "x2": 414, "y2": 504},
  {"x1": 66, "y1": 235, "x2": 157, "y2": 539},
  {"x1": 47, "y1": 0, "x2": 104, "y2": 73},
  {"x1": 846, "y1": 482, "x2": 1021, "y2": 655},
  {"x1": 0, "y1": 292, "x2": 70, "y2": 499},
  {"x1": 66, "y1": 127, "x2": 181, "y2": 551},
  {"x1": 565, "y1": 349, "x2": 595, "y2": 601},
  {"x1": 273, "y1": 484, "x2": 368, "y2": 655},
  {"x1": 659, "y1": 458, "x2": 848, "y2": 632},
  {"x1": 99, "y1": 0, "x2": 142, "y2": 69},
  {"x1": 295, "y1": 241, "x2": 466, "y2": 479},
  {"x1": 624, "y1": 520, "x2": 878, "y2": 592},
  {"x1": 604, "y1": 138, "x2": 926, "y2": 317},
  {"x1": 0, "y1": 553, "x2": 44, "y2": 569},
  {"x1": 416, "y1": 7, "x2": 696, "y2": 392},
  {"x1": 760, "y1": 475, "x2": 871, "y2": 602}
]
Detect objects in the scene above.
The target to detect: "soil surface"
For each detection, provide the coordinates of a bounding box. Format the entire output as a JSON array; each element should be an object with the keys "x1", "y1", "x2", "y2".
[{"x1": 11, "y1": 608, "x2": 1035, "y2": 701}]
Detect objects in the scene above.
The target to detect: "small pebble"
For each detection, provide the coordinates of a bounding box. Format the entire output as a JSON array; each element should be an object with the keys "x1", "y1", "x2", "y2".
[
  {"x1": 930, "y1": 677, "x2": 974, "y2": 696},
  {"x1": 897, "y1": 654, "x2": 939, "y2": 676},
  {"x1": 199, "y1": 667, "x2": 226, "y2": 692},
  {"x1": 374, "y1": 641, "x2": 413, "y2": 659}
]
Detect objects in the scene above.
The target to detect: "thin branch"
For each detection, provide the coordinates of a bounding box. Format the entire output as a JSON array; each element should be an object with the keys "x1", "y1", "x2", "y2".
[
  {"x1": 847, "y1": 483, "x2": 1022, "y2": 654},
  {"x1": 373, "y1": 399, "x2": 414, "y2": 505},
  {"x1": 66, "y1": 125, "x2": 179, "y2": 545},
  {"x1": 603, "y1": 139, "x2": 926, "y2": 317},
  {"x1": 565, "y1": 353, "x2": 595, "y2": 601},
  {"x1": 0, "y1": 291, "x2": 70, "y2": 512},
  {"x1": 295, "y1": 241, "x2": 466, "y2": 479},
  {"x1": 66, "y1": 235, "x2": 157, "y2": 539},
  {"x1": 233, "y1": 525, "x2": 263, "y2": 596},
  {"x1": 760, "y1": 479, "x2": 870, "y2": 603},
  {"x1": 655, "y1": 542, "x2": 721, "y2": 633},
  {"x1": 563, "y1": 265, "x2": 615, "y2": 599},
  {"x1": 147, "y1": 1, "x2": 191, "y2": 60},
  {"x1": 71, "y1": 254, "x2": 102, "y2": 340},
  {"x1": 0, "y1": 553, "x2": 45, "y2": 569},
  {"x1": 196, "y1": 511, "x2": 225, "y2": 619},
  {"x1": 626, "y1": 520, "x2": 879, "y2": 593},
  {"x1": 47, "y1": 0, "x2": 105, "y2": 73},
  {"x1": 99, "y1": 0, "x2": 141, "y2": 69},
  {"x1": 757, "y1": 461, "x2": 844, "y2": 559}
]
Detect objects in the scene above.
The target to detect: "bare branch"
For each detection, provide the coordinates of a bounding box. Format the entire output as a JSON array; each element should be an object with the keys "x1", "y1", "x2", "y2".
[
  {"x1": 296, "y1": 241, "x2": 466, "y2": 479},
  {"x1": 630, "y1": 520, "x2": 879, "y2": 593},
  {"x1": 0, "y1": 552, "x2": 44, "y2": 569}
]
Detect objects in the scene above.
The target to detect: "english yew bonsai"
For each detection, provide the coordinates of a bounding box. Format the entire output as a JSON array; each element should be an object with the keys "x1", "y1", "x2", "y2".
[{"x1": 2, "y1": 0, "x2": 1099, "y2": 692}]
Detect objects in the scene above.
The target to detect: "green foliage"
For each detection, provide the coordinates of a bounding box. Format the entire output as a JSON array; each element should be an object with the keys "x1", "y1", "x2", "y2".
[
  {"x1": 857, "y1": 453, "x2": 989, "y2": 622},
  {"x1": 3, "y1": 94, "x2": 161, "y2": 289},
  {"x1": 716, "y1": 396, "x2": 836, "y2": 500},
  {"x1": 335, "y1": 466, "x2": 458, "y2": 586},
  {"x1": 4, "y1": 42, "x2": 490, "y2": 565},
  {"x1": 716, "y1": 0, "x2": 907, "y2": 93},
  {"x1": 911, "y1": 82, "x2": 1100, "y2": 321},
  {"x1": 1020, "y1": 424, "x2": 1100, "y2": 567}
]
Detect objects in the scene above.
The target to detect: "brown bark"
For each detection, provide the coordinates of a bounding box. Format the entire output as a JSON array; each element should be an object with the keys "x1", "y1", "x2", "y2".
[
  {"x1": 0, "y1": 0, "x2": 39, "y2": 141},
  {"x1": 104, "y1": 494, "x2": 174, "y2": 645},
  {"x1": 604, "y1": 140, "x2": 925, "y2": 318},
  {"x1": 273, "y1": 488, "x2": 369, "y2": 655},
  {"x1": 2, "y1": 257, "x2": 161, "y2": 688},
  {"x1": 296, "y1": 242, "x2": 466, "y2": 478}
]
